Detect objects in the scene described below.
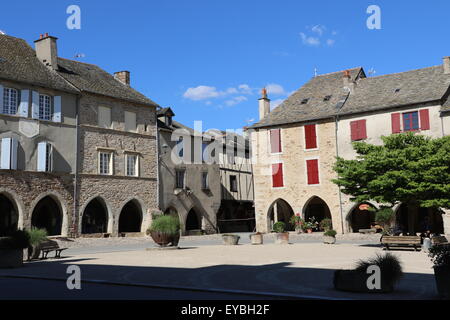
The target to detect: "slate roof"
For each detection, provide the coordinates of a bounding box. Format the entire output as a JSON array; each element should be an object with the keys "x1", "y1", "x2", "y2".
[
  {"x1": 0, "y1": 34, "x2": 158, "y2": 107},
  {"x1": 57, "y1": 58, "x2": 158, "y2": 107},
  {"x1": 250, "y1": 68, "x2": 364, "y2": 129},
  {"x1": 250, "y1": 64, "x2": 450, "y2": 129},
  {"x1": 0, "y1": 34, "x2": 78, "y2": 93}
]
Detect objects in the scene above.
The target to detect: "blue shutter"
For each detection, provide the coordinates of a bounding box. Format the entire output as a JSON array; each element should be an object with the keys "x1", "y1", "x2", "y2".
[
  {"x1": 53, "y1": 96, "x2": 61, "y2": 122},
  {"x1": 0, "y1": 85, "x2": 4, "y2": 113},
  {"x1": 37, "y1": 142, "x2": 47, "y2": 172},
  {"x1": 18, "y1": 90, "x2": 29, "y2": 117},
  {"x1": 1, "y1": 138, "x2": 11, "y2": 169},
  {"x1": 32, "y1": 91, "x2": 40, "y2": 119}
]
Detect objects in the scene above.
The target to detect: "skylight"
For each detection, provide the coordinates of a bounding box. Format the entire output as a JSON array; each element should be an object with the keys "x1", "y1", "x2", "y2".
[
  {"x1": 324, "y1": 95, "x2": 332, "y2": 101},
  {"x1": 301, "y1": 98, "x2": 309, "y2": 104}
]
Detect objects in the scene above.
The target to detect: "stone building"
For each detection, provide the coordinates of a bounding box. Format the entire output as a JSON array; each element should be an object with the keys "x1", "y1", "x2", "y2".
[
  {"x1": 249, "y1": 58, "x2": 450, "y2": 235},
  {"x1": 0, "y1": 33, "x2": 159, "y2": 237},
  {"x1": 157, "y1": 108, "x2": 221, "y2": 235}
]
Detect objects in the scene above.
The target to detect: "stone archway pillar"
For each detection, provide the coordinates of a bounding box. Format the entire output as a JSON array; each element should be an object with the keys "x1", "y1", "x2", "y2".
[{"x1": 443, "y1": 209, "x2": 450, "y2": 236}]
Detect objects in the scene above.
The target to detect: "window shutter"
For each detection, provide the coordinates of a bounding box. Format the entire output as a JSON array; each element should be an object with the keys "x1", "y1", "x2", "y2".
[
  {"x1": 391, "y1": 113, "x2": 401, "y2": 133},
  {"x1": 53, "y1": 96, "x2": 61, "y2": 122},
  {"x1": 350, "y1": 121, "x2": 358, "y2": 141},
  {"x1": 359, "y1": 120, "x2": 367, "y2": 140},
  {"x1": 305, "y1": 124, "x2": 317, "y2": 149},
  {"x1": 272, "y1": 163, "x2": 284, "y2": 187},
  {"x1": 270, "y1": 129, "x2": 281, "y2": 153},
  {"x1": 0, "y1": 85, "x2": 4, "y2": 112},
  {"x1": 125, "y1": 111, "x2": 137, "y2": 132},
  {"x1": 419, "y1": 109, "x2": 430, "y2": 130},
  {"x1": 18, "y1": 90, "x2": 29, "y2": 117},
  {"x1": 31, "y1": 91, "x2": 40, "y2": 119},
  {"x1": 1, "y1": 138, "x2": 12, "y2": 169},
  {"x1": 10, "y1": 138, "x2": 18, "y2": 170},
  {"x1": 306, "y1": 159, "x2": 319, "y2": 185},
  {"x1": 37, "y1": 142, "x2": 47, "y2": 172}
]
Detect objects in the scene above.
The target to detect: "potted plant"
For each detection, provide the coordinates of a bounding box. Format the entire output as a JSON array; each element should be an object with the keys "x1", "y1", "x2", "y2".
[
  {"x1": 147, "y1": 215, "x2": 180, "y2": 247},
  {"x1": 249, "y1": 232, "x2": 263, "y2": 245},
  {"x1": 273, "y1": 222, "x2": 289, "y2": 244},
  {"x1": 222, "y1": 234, "x2": 240, "y2": 245},
  {"x1": 0, "y1": 230, "x2": 30, "y2": 268},
  {"x1": 429, "y1": 244, "x2": 450, "y2": 299},
  {"x1": 303, "y1": 218, "x2": 318, "y2": 234},
  {"x1": 26, "y1": 228, "x2": 48, "y2": 260},
  {"x1": 323, "y1": 229, "x2": 337, "y2": 244},
  {"x1": 334, "y1": 253, "x2": 403, "y2": 293},
  {"x1": 289, "y1": 214, "x2": 304, "y2": 234},
  {"x1": 320, "y1": 218, "x2": 333, "y2": 232}
]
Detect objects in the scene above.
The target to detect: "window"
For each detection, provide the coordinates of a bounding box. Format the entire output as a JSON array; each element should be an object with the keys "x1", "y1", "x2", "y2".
[
  {"x1": 3, "y1": 88, "x2": 18, "y2": 115},
  {"x1": 126, "y1": 154, "x2": 138, "y2": 177},
  {"x1": 39, "y1": 94, "x2": 51, "y2": 121},
  {"x1": 99, "y1": 152, "x2": 113, "y2": 175},
  {"x1": 270, "y1": 129, "x2": 282, "y2": 153},
  {"x1": 323, "y1": 95, "x2": 332, "y2": 102},
  {"x1": 0, "y1": 138, "x2": 18, "y2": 170},
  {"x1": 125, "y1": 111, "x2": 137, "y2": 132},
  {"x1": 175, "y1": 169, "x2": 185, "y2": 189},
  {"x1": 403, "y1": 111, "x2": 419, "y2": 131},
  {"x1": 304, "y1": 124, "x2": 317, "y2": 149},
  {"x1": 177, "y1": 138, "x2": 184, "y2": 159},
  {"x1": 202, "y1": 142, "x2": 209, "y2": 162},
  {"x1": 306, "y1": 159, "x2": 319, "y2": 185},
  {"x1": 350, "y1": 120, "x2": 367, "y2": 141},
  {"x1": 37, "y1": 142, "x2": 53, "y2": 172},
  {"x1": 230, "y1": 175, "x2": 238, "y2": 192},
  {"x1": 98, "y1": 106, "x2": 112, "y2": 128},
  {"x1": 301, "y1": 98, "x2": 309, "y2": 104},
  {"x1": 201, "y1": 172, "x2": 209, "y2": 190},
  {"x1": 272, "y1": 163, "x2": 284, "y2": 188}
]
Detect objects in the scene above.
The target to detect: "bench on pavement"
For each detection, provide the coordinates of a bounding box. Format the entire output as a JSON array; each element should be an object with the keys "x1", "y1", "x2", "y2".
[
  {"x1": 359, "y1": 228, "x2": 377, "y2": 234},
  {"x1": 381, "y1": 235, "x2": 422, "y2": 251},
  {"x1": 431, "y1": 236, "x2": 449, "y2": 246},
  {"x1": 39, "y1": 240, "x2": 68, "y2": 259}
]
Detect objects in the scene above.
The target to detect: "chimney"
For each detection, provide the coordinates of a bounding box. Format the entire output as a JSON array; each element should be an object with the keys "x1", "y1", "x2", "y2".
[
  {"x1": 114, "y1": 71, "x2": 130, "y2": 86},
  {"x1": 443, "y1": 57, "x2": 450, "y2": 74},
  {"x1": 34, "y1": 33, "x2": 58, "y2": 70},
  {"x1": 343, "y1": 70, "x2": 355, "y2": 93},
  {"x1": 258, "y1": 88, "x2": 270, "y2": 120}
]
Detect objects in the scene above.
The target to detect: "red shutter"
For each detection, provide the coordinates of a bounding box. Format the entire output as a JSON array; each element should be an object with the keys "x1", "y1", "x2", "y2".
[
  {"x1": 272, "y1": 163, "x2": 284, "y2": 188},
  {"x1": 350, "y1": 120, "x2": 367, "y2": 141},
  {"x1": 350, "y1": 121, "x2": 358, "y2": 141},
  {"x1": 306, "y1": 159, "x2": 319, "y2": 185},
  {"x1": 391, "y1": 113, "x2": 401, "y2": 134},
  {"x1": 359, "y1": 120, "x2": 367, "y2": 140},
  {"x1": 270, "y1": 129, "x2": 281, "y2": 153},
  {"x1": 419, "y1": 109, "x2": 430, "y2": 130},
  {"x1": 305, "y1": 124, "x2": 317, "y2": 149}
]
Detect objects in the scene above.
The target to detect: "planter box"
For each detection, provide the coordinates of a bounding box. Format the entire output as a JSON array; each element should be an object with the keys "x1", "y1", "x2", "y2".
[
  {"x1": 249, "y1": 234, "x2": 263, "y2": 245},
  {"x1": 150, "y1": 231, "x2": 179, "y2": 247},
  {"x1": 222, "y1": 234, "x2": 240, "y2": 245},
  {"x1": 323, "y1": 236, "x2": 336, "y2": 244},
  {"x1": 275, "y1": 232, "x2": 289, "y2": 245},
  {"x1": 0, "y1": 249, "x2": 24, "y2": 268},
  {"x1": 334, "y1": 270, "x2": 394, "y2": 293},
  {"x1": 434, "y1": 266, "x2": 450, "y2": 299}
]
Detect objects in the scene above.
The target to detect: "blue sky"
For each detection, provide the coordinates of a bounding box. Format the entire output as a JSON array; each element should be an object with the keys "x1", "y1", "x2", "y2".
[{"x1": 1, "y1": 0, "x2": 450, "y2": 130}]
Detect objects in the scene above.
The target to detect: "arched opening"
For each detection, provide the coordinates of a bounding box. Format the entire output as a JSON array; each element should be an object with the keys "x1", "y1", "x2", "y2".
[
  {"x1": 396, "y1": 203, "x2": 444, "y2": 235},
  {"x1": 217, "y1": 201, "x2": 255, "y2": 233},
  {"x1": 267, "y1": 199, "x2": 295, "y2": 231},
  {"x1": 31, "y1": 196, "x2": 62, "y2": 236},
  {"x1": 303, "y1": 196, "x2": 331, "y2": 232},
  {"x1": 119, "y1": 200, "x2": 142, "y2": 233},
  {"x1": 82, "y1": 198, "x2": 108, "y2": 234},
  {"x1": 186, "y1": 208, "x2": 201, "y2": 231},
  {"x1": 0, "y1": 194, "x2": 19, "y2": 237},
  {"x1": 348, "y1": 203, "x2": 376, "y2": 233}
]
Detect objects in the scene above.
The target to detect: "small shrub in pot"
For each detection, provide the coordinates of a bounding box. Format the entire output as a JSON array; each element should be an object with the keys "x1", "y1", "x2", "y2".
[
  {"x1": 148, "y1": 215, "x2": 181, "y2": 247},
  {"x1": 26, "y1": 228, "x2": 48, "y2": 260},
  {"x1": 222, "y1": 234, "x2": 240, "y2": 245},
  {"x1": 323, "y1": 229, "x2": 337, "y2": 244},
  {"x1": 273, "y1": 222, "x2": 289, "y2": 244}
]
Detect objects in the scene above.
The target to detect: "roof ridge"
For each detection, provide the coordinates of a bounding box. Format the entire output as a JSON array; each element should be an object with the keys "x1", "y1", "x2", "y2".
[
  {"x1": 360, "y1": 65, "x2": 442, "y2": 81},
  {"x1": 57, "y1": 56, "x2": 100, "y2": 67},
  {"x1": 315, "y1": 67, "x2": 362, "y2": 77}
]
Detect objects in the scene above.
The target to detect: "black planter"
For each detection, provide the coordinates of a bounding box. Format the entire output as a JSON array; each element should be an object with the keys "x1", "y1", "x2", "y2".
[
  {"x1": 150, "y1": 231, "x2": 179, "y2": 247},
  {"x1": 334, "y1": 270, "x2": 394, "y2": 293},
  {"x1": 434, "y1": 266, "x2": 450, "y2": 299},
  {"x1": 0, "y1": 249, "x2": 24, "y2": 268}
]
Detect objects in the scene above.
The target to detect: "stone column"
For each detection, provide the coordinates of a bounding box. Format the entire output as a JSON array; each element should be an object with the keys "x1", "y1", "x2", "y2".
[{"x1": 443, "y1": 209, "x2": 450, "y2": 236}]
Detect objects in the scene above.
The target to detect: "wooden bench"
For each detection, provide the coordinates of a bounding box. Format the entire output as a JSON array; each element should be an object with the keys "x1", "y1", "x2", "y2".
[
  {"x1": 431, "y1": 236, "x2": 449, "y2": 246},
  {"x1": 381, "y1": 235, "x2": 422, "y2": 251},
  {"x1": 359, "y1": 228, "x2": 377, "y2": 234},
  {"x1": 39, "y1": 240, "x2": 68, "y2": 259}
]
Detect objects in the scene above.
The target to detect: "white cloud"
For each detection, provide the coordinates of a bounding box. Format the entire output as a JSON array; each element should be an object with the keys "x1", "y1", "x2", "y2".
[
  {"x1": 266, "y1": 83, "x2": 286, "y2": 96},
  {"x1": 326, "y1": 39, "x2": 335, "y2": 46},
  {"x1": 300, "y1": 32, "x2": 320, "y2": 46},
  {"x1": 183, "y1": 86, "x2": 222, "y2": 101},
  {"x1": 238, "y1": 84, "x2": 253, "y2": 95},
  {"x1": 311, "y1": 25, "x2": 326, "y2": 36},
  {"x1": 225, "y1": 96, "x2": 247, "y2": 107}
]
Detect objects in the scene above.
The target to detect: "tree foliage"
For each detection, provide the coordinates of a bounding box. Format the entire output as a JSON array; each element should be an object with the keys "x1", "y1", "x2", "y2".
[{"x1": 332, "y1": 133, "x2": 450, "y2": 209}]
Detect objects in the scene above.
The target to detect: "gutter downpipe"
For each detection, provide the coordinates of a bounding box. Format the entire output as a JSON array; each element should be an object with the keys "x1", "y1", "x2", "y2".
[
  {"x1": 73, "y1": 94, "x2": 80, "y2": 237},
  {"x1": 335, "y1": 114, "x2": 345, "y2": 235}
]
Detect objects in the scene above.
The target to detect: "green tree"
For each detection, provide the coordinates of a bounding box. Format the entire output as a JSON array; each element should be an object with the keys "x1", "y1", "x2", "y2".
[{"x1": 332, "y1": 133, "x2": 450, "y2": 209}]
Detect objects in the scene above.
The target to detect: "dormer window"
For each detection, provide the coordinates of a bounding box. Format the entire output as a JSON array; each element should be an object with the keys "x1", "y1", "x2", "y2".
[
  {"x1": 166, "y1": 115, "x2": 172, "y2": 127},
  {"x1": 323, "y1": 95, "x2": 332, "y2": 102},
  {"x1": 301, "y1": 98, "x2": 309, "y2": 104}
]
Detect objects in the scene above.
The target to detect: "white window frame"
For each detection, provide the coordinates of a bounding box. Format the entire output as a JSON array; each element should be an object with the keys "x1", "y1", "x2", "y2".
[
  {"x1": 37, "y1": 142, "x2": 53, "y2": 172},
  {"x1": 38, "y1": 94, "x2": 52, "y2": 121},
  {"x1": 98, "y1": 151, "x2": 113, "y2": 175},
  {"x1": 125, "y1": 153, "x2": 139, "y2": 177},
  {"x1": 3, "y1": 88, "x2": 18, "y2": 115}
]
